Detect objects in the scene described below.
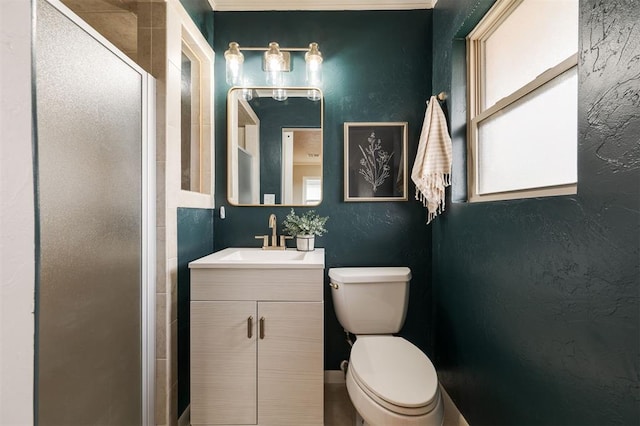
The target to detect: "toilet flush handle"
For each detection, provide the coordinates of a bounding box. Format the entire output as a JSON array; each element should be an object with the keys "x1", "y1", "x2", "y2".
[{"x1": 329, "y1": 282, "x2": 339, "y2": 290}]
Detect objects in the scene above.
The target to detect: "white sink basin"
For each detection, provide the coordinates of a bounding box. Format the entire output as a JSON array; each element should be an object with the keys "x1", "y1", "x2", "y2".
[
  {"x1": 189, "y1": 247, "x2": 325, "y2": 269},
  {"x1": 220, "y1": 250, "x2": 307, "y2": 262}
]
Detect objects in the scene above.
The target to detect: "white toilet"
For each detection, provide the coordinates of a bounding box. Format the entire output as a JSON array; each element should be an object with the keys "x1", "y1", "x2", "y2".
[{"x1": 329, "y1": 267, "x2": 444, "y2": 426}]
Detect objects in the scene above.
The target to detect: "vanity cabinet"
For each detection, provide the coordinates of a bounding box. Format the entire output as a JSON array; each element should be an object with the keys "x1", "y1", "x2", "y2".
[{"x1": 189, "y1": 255, "x2": 324, "y2": 426}]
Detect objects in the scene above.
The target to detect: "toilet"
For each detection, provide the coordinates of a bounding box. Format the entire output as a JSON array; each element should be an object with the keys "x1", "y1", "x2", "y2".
[{"x1": 329, "y1": 267, "x2": 444, "y2": 426}]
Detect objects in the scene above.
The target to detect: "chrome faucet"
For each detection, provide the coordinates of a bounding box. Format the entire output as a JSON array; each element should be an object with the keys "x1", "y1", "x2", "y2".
[{"x1": 255, "y1": 213, "x2": 291, "y2": 250}]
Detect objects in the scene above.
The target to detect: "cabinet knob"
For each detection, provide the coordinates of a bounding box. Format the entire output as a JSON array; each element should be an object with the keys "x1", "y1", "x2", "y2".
[
  {"x1": 247, "y1": 316, "x2": 253, "y2": 339},
  {"x1": 259, "y1": 317, "x2": 265, "y2": 339}
]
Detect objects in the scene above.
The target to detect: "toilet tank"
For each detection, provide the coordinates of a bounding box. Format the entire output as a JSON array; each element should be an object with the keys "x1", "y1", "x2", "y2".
[{"x1": 329, "y1": 267, "x2": 411, "y2": 334}]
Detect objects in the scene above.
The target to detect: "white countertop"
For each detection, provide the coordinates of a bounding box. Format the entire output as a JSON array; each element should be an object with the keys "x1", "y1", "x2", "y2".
[{"x1": 189, "y1": 247, "x2": 325, "y2": 269}]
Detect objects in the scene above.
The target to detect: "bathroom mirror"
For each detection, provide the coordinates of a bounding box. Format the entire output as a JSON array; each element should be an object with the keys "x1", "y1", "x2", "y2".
[{"x1": 227, "y1": 87, "x2": 323, "y2": 206}]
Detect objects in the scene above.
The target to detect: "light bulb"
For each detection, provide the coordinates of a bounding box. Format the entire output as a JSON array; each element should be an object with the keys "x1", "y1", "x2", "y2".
[
  {"x1": 264, "y1": 42, "x2": 285, "y2": 87},
  {"x1": 272, "y1": 88, "x2": 288, "y2": 102},
  {"x1": 305, "y1": 42, "x2": 323, "y2": 87},
  {"x1": 224, "y1": 42, "x2": 244, "y2": 86},
  {"x1": 306, "y1": 89, "x2": 321, "y2": 101}
]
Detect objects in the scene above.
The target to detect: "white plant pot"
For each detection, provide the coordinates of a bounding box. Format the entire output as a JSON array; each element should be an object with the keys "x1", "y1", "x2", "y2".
[{"x1": 296, "y1": 234, "x2": 315, "y2": 251}]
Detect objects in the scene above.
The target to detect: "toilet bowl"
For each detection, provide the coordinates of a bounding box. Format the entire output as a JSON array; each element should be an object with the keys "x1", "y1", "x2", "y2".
[
  {"x1": 328, "y1": 267, "x2": 444, "y2": 426},
  {"x1": 346, "y1": 336, "x2": 443, "y2": 426}
]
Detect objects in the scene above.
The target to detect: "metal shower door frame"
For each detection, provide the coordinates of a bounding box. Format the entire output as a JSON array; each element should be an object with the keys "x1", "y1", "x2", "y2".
[{"x1": 36, "y1": 1, "x2": 156, "y2": 424}]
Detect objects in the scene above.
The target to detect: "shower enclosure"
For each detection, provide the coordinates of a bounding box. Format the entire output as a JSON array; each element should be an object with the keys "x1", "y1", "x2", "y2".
[{"x1": 34, "y1": 0, "x2": 155, "y2": 423}]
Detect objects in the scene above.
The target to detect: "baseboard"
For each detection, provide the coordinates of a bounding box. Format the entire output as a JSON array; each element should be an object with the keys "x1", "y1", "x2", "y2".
[
  {"x1": 178, "y1": 405, "x2": 190, "y2": 426},
  {"x1": 440, "y1": 385, "x2": 469, "y2": 426},
  {"x1": 324, "y1": 369, "x2": 346, "y2": 384}
]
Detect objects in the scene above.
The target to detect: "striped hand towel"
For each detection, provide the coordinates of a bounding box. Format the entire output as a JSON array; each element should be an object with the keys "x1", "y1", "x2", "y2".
[{"x1": 411, "y1": 96, "x2": 452, "y2": 224}]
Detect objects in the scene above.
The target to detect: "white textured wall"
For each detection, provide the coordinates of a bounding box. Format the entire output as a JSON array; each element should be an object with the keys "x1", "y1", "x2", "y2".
[{"x1": 0, "y1": 0, "x2": 35, "y2": 424}]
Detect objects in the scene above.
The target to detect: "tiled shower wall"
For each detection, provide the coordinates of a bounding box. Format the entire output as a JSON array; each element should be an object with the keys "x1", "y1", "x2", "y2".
[{"x1": 137, "y1": 1, "x2": 214, "y2": 424}]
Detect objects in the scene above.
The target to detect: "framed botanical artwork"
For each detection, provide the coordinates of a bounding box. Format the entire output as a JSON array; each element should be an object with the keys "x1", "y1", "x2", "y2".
[{"x1": 344, "y1": 122, "x2": 408, "y2": 201}]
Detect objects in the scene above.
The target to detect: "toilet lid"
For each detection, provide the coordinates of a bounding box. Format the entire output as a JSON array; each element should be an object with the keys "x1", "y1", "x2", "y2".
[{"x1": 349, "y1": 336, "x2": 439, "y2": 411}]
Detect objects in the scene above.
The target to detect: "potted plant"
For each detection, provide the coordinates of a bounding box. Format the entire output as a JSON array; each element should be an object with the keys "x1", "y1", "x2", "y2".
[{"x1": 282, "y1": 209, "x2": 328, "y2": 251}]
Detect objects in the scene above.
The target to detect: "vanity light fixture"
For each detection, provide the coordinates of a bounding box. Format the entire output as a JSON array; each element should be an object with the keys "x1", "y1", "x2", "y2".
[
  {"x1": 265, "y1": 43, "x2": 287, "y2": 100},
  {"x1": 224, "y1": 41, "x2": 323, "y2": 101},
  {"x1": 305, "y1": 43, "x2": 323, "y2": 84},
  {"x1": 264, "y1": 42, "x2": 286, "y2": 75},
  {"x1": 305, "y1": 43, "x2": 323, "y2": 101},
  {"x1": 224, "y1": 42, "x2": 244, "y2": 86}
]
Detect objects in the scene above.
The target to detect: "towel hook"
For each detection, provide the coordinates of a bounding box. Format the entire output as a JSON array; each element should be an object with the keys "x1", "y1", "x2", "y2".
[{"x1": 427, "y1": 92, "x2": 448, "y2": 106}]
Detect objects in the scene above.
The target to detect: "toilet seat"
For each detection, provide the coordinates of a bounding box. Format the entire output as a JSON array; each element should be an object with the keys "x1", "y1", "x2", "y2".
[{"x1": 349, "y1": 336, "x2": 440, "y2": 416}]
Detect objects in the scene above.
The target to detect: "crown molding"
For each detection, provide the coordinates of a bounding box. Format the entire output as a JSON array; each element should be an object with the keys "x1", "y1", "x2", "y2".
[{"x1": 207, "y1": 0, "x2": 437, "y2": 11}]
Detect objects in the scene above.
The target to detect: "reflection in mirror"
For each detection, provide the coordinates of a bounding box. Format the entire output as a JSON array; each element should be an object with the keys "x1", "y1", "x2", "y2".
[{"x1": 227, "y1": 87, "x2": 323, "y2": 206}]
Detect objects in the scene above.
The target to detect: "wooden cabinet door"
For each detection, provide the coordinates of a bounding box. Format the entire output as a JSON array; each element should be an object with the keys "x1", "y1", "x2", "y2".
[
  {"x1": 191, "y1": 301, "x2": 257, "y2": 425},
  {"x1": 257, "y1": 302, "x2": 324, "y2": 425}
]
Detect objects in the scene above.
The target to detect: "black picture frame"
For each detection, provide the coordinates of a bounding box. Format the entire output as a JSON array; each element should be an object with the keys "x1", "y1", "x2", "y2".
[{"x1": 343, "y1": 122, "x2": 408, "y2": 201}]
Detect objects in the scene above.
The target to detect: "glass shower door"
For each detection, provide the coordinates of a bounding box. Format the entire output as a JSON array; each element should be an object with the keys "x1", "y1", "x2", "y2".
[{"x1": 35, "y1": 0, "x2": 154, "y2": 424}]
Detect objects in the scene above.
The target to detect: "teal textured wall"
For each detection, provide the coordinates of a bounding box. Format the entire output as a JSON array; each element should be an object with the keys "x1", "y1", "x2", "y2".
[
  {"x1": 432, "y1": 0, "x2": 640, "y2": 424},
  {"x1": 179, "y1": 0, "x2": 213, "y2": 45},
  {"x1": 177, "y1": 208, "x2": 214, "y2": 415},
  {"x1": 213, "y1": 10, "x2": 434, "y2": 369}
]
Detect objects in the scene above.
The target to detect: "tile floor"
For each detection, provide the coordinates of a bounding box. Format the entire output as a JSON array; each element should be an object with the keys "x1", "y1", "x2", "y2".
[
  {"x1": 183, "y1": 381, "x2": 466, "y2": 426},
  {"x1": 324, "y1": 382, "x2": 357, "y2": 426}
]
